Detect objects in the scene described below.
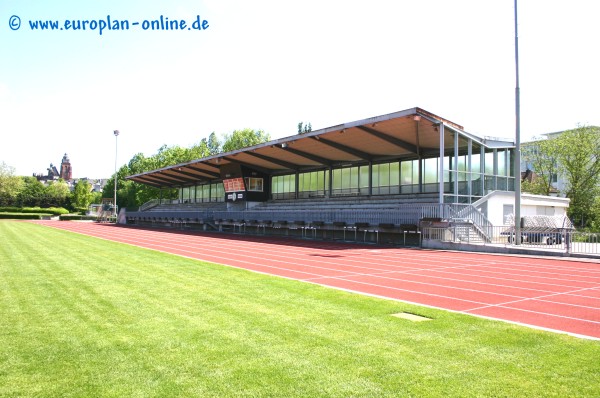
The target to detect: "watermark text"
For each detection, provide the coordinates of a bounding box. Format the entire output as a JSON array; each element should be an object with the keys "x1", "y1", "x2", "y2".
[{"x1": 9, "y1": 15, "x2": 209, "y2": 35}]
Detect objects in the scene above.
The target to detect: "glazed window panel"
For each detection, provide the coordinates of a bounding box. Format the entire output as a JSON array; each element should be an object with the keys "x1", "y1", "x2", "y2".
[
  {"x1": 485, "y1": 149, "x2": 494, "y2": 174},
  {"x1": 285, "y1": 174, "x2": 296, "y2": 192},
  {"x1": 444, "y1": 170, "x2": 452, "y2": 193},
  {"x1": 341, "y1": 167, "x2": 351, "y2": 188},
  {"x1": 298, "y1": 174, "x2": 308, "y2": 191},
  {"x1": 372, "y1": 164, "x2": 380, "y2": 187},
  {"x1": 424, "y1": 158, "x2": 437, "y2": 184},
  {"x1": 318, "y1": 171, "x2": 326, "y2": 191},
  {"x1": 497, "y1": 150, "x2": 507, "y2": 176},
  {"x1": 332, "y1": 169, "x2": 342, "y2": 190},
  {"x1": 350, "y1": 167, "x2": 359, "y2": 188},
  {"x1": 310, "y1": 172, "x2": 319, "y2": 191},
  {"x1": 401, "y1": 161, "x2": 412, "y2": 185},
  {"x1": 471, "y1": 152, "x2": 481, "y2": 174},
  {"x1": 246, "y1": 177, "x2": 263, "y2": 192},
  {"x1": 457, "y1": 155, "x2": 466, "y2": 172},
  {"x1": 412, "y1": 160, "x2": 419, "y2": 183},
  {"x1": 182, "y1": 187, "x2": 190, "y2": 203},
  {"x1": 379, "y1": 163, "x2": 390, "y2": 186},
  {"x1": 359, "y1": 166, "x2": 369, "y2": 188},
  {"x1": 211, "y1": 182, "x2": 224, "y2": 201},
  {"x1": 390, "y1": 162, "x2": 400, "y2": 186}
]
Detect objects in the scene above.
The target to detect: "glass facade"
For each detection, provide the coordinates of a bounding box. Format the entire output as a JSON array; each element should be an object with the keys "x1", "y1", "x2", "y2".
[
  {"x1": 179, "y1": 182, "x2": 225, "y2": 203},
  {"x1": 271, "y1": 174, "x2": 296, "y2": 199},
  {"x1": 297, "y1": 170, "x2": 329, "y2": 198},
  {"x1": 439, "y1": 131, "x2": 514, "y2": 203},
  {"x1": 176, "y1": 127, "x2": 515, "y2": 204}
]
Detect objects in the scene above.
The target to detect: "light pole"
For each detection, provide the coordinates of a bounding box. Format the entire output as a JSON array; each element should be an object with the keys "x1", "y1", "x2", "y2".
[
  {"x1": 514, "y1": 0, "x2": 522, "y2": 244},
  {"x1": 113, "y1": 130, "x2": 120, "y2": 220}
]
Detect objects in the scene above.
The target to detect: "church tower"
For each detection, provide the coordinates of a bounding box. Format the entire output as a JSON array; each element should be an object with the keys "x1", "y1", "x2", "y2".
[{"x1": 60, "y1": 153, "x2": 72, "y2": 180}]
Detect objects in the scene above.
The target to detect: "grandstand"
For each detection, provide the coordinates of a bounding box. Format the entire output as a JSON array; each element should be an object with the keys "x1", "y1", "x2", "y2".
[{"x1": 124, "y1": 107, "x2": 516, "y2": 245}]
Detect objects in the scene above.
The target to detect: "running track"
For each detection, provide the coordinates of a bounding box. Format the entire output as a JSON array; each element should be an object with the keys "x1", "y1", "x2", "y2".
[{"x1": 34, "y1": 221, "x2": 600, "y2": 340}]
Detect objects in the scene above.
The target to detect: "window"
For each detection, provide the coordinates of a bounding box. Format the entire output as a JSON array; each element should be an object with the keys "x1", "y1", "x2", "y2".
[
  {"x1": 390, "y1": 162, "x2": 400, "y2": 186},
  {"x1": 401, "y1": 161, "x2": 412, "y2": 185},
  {"x1": 332, "y1": 166, "x2": 360, "y2": 195},
  {"x1": 503, "y1": 204, "x2": 514, "y2": 225},
  {"x1": 359, "y1": 166, "x2": 369, "y2": 188},
  {"x1": 423, "y1": 158, "x2": 437, "y2": 184},
  {"x1": 484, "y1": 149, "x2": 494, "y2": 175},
  {"x1": 211, "y1": 182, "x2": 224, "y2": 202},
  {"x1": 271, "y1": 174, "x2": 296, "y2": 199},
  {"x1": 181, "y1": 187, "x2": 191, "y2": 203},
  {"x1": 497, "y1": 150, "x2": 508, "y2": 176},
  {"x1": 245, "y1": 177, "x2": 264, "y2": 192},
  {"x1": 298, "y1": 171, "x2": 327, "y2": 198}
]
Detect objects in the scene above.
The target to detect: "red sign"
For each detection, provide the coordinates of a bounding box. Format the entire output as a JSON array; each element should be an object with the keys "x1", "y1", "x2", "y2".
[{"x1": 223, "y1": 178, "x2": 246, "y2": 192}]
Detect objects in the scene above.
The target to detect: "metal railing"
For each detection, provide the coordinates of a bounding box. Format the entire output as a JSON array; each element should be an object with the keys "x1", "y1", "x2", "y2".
[
  {"x1": 446, "y1": 204, "x2": 494, "y2": 240},
  {"x1": 139, "y1": 199, "x2": 161, "y2": 211},
  {"x1": 210, "y1": 208, "x2": 425, "y2": 226},
  {"x1": 422, "y1": 226, "x2": 600, "y2": 256}
]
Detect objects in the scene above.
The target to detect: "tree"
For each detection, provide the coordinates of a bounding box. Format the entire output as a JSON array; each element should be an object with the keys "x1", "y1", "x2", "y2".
[
  {"x1": 297, "y1": 122, "x2": 312, "y2": 134},
  {"x1": 107, "y1": 129, "x2": 269, "y2": 209},
  {"x1": 222, "y1": 128, "x2": 271, "y2": 152},
  {"x1": 521, "y1": 175, "x2": 551, "y2": 196},
  {"x1": 0, "y1": 162, "x2": 23, "y2": 206},
  {"x1": 524, "y1": 125, "x2": 600, "y2": 225},
  {"x1": 205, "y1": 132, "x2": 221, "y2": 155},
  {"x1": 16, "y1": 177, "x2": 46, "y2": 207},
  {"x1": 521, "y1": 138, "x2": 560, "y2": 196},
  {"x1": 553, "y1": 125, "x2": 600, "y2": 225},
  {"x1": 72, "y1": 179, "x2": 93, "y2": 210},
  {"x1": 587, "y1": 196, "x2": 600, "y2": 231},
  {"x1": 45, "y1": 180, "x2": 70, "y2": 207},
  {"x1": 105, "y1": 139, "x2": 215, "y2": 209}
]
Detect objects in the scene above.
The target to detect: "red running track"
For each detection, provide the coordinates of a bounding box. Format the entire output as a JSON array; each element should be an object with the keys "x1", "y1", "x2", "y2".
[{"x1": 34, "y1": 221, "x2": 600, "y2": 340}]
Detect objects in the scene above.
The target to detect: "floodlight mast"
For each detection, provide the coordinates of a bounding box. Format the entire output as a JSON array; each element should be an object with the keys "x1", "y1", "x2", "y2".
[
  {"x1": 514, "y1": 0, "x2": 522, "y2": 245},
  {"x1": 113, "y1": 130, "x2": 120, "y2": 221}
]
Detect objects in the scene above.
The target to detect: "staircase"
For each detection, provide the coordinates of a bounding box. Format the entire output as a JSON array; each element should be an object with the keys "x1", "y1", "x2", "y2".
[
  {"x1": 451, "y1": 223, "x2": 485, "y2": 243},
  {"x1": 444, "y1": 204, "x2": 493, "y2": 243}
]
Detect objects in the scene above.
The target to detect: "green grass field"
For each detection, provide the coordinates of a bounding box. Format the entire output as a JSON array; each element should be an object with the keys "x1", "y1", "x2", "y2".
[{"x1": 1, "y1": 221, "x2": 599, "y2": 397}]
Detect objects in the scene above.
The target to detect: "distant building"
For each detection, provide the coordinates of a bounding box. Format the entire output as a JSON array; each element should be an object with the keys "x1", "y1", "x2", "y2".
[
  {"x1": 34, "y1": 153, "x2": 73, "y2": 183},
  {"x1": 32, "y1": 154, "x2": 109, "y2": 193},
  {"x1": 60, "y1": 153, "x2": 72, "y2": 180}
]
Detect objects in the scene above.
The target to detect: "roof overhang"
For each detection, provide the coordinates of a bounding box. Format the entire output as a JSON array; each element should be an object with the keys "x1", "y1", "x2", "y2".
[{"x1": 126, "y1": 107, "x2": 514, "y2": 188}]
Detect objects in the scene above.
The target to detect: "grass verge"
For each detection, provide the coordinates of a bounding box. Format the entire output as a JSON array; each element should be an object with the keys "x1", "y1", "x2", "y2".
[{"x1": 0, "y1": 221, "x2": 598, "y2": 397}]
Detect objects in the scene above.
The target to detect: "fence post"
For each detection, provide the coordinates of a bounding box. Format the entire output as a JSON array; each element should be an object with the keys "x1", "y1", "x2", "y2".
[{"x1": 565, "y1": 228, "x2": 571, "y2": 254}]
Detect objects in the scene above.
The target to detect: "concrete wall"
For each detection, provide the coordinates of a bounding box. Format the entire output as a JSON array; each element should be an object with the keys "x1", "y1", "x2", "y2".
[{"x1": 476, "y1": 191, "x2": 570, "y2": 226}]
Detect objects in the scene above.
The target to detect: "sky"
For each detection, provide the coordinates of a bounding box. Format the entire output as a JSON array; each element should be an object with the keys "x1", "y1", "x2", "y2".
[{"x1": 1, "y1": 0, "x2": 599, "y2": 179}]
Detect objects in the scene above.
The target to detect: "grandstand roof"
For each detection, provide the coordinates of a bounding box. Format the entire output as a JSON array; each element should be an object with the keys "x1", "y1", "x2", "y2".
[{"x1": 126, "y1": 107, "x2": 515, "y2": 188}]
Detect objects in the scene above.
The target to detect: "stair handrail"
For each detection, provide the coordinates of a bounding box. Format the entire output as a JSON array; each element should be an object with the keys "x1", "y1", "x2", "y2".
[
  {"x1": 139, "y1": 199, "x2": 160, "y2": 211},
  {"x1": 445, "y1": 203, "x2": 494, "y2": 241}
]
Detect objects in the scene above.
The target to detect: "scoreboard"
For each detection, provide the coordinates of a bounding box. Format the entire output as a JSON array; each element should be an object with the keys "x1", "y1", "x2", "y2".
[{"x1": 223, "y1": 177, "x2": 246, "y2": 193}]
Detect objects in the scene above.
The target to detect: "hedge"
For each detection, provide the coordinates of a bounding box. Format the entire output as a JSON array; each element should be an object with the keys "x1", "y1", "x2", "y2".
[
  {"x1": 0, "y1": 207, "x2": 70, "y2": 216},
  {"x1": 0, "y1": 213, "x2": 51, "y2": 220},
  {"x1": 59, "y1": 215, "x2": 98, "y2": 221}
]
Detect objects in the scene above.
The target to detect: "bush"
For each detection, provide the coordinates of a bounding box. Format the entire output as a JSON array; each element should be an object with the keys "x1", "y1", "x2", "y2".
[
  {"x1": 71, "y1": 207, "x2": 89, "y2": 215},
  {"x1": 59, "y1": 214, "x2": 98, "y2": 221},
  {"x1": 0, "y1": 206, "x2": 69, "y2": 216},
  {"x1": 0, "y1": 213, "x2": 50, "y2": 220},
  {"x1": 571, "y1": 232, "x2": 600, "y2": 243}
]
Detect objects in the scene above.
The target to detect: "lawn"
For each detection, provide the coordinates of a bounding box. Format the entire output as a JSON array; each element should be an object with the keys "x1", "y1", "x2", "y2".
[{"x1": 0, "y1": 221, "x2": 599, "y2": 397}]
